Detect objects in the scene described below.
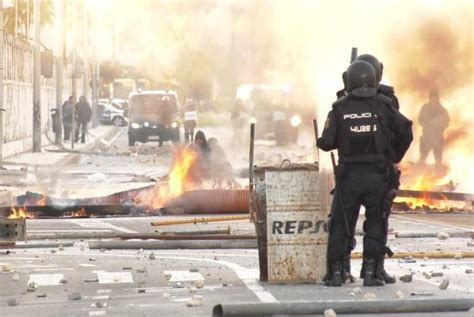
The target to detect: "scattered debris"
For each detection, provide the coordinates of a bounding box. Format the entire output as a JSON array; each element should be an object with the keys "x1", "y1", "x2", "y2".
[
  {"x1": 136, "y1": 268, "x2": 146, "y2": 274},
  {"x1": 138, "y1": 289, "x2": 146, "y2": 293},
  {"x1": 437, "y1": 232, "x2": 450, "y2": 240},
  {"x1": 193, "y1": 280, "x2": 205, "y2": 289},
  {"x1": 149, "y1": 252, "x2": 156, "y2": 260},
  {"x1": 431, "y1": 272, "x2": 444, "y2": 277},
  {"x1": 68, "y1": 292, "x2": 82, "y2": 300},
  {"x1": 442, "y1": 264, "x2": 448, "y2": 269},
  {"x1": 165, "y1": 274, "x2": 172, "y2": 281},
  {"x1": 188, "y1": 286, "x2": 197, "y2": 293},
  {"x1": 465, "y1": 269, "x2": 473, "y2": 274},
  {"x1": 89, "y1": 258, "x2": 96, "y2": 262},
  {"x1": 410, "y1": 292, "x2": 434, "y2": 296},
  {"x1": 352, "y1": 287, "x2": 362, "y2": 294},
  {"x1": 189, "y1": 268, "x2": 199, "y2": 273},
  {"x1": 423, "y1": 272, "x2": 431, "y2": 279},
  {"x1": 36, "y1": 293, "x2": 47, "y2": 298},
  {"x1": 454, "y1": 253, "x2": 463, "y2": 260},
  {"x1": 80, "y1": 245, "x2": 85, "y2": 251},
  {"x1": 439, "y1": 278, "x2": 450, "y2": 290},
  {"x1": 84, "y1": 278, "x2": 99, "y2": 283},
  {"x1": 122, "y1": 266, "x2": 132, "y2": 270},
  {"x1": 100, "y1": 248, "x2": 106, "y2": 253},
  {"x1": 468, "y1": 241, "x2": 473, "y2": 247},
  {"x1": 2, "y1": 265, "x2": 12, "y2": 272},
  {"x1": 58, "y1": 244, "x2": 64, "y2": 251},
  {"x1": 7, "y1": 298, "x2": 18, "y2": 306},
  {"x1": 95, "y1": 301, "x2": 104, "y2": 308},
  {"x1": 163, "y1": 293, "x2": 170, "y2": 299},
  {"x1": 395, "y1": 291, "x2": 404, "y2": 299},
  {"x1": 324, "y1": 308, "x2": 337, "y2": 317},
  {"x1": 50, "y1": 249, "x2": 56, "y2": 254},
  {"x1": 172, "y1": 282, "x2": 185, "y2": 288},
  {"x1": 399, "y1": 257, "x2": 416, "y2": 263},
  {"x1": 423, "y1": 257, "x2": 429, "y2": 261},
  {"x1": 399, "y1": 274, "x2": 413, "y2": 283},
  {"x1": 60, "y1": 278, "x2": 68, "y2": 284},
  {"x1": 363, "y1": 293, "x2": 377, "y2": 300},
  {"x1": 12, "y1": 273, "x2": 20, "y2": 281}
]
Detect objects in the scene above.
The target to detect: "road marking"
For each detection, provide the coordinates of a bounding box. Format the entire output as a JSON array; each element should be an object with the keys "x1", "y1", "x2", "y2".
[
  {"x1": 93, "y1": 271, "x2": 134, "y2": 284},
  {"x1": 97, "y1": 289, "x2": 112, "y2": 294},
  {"x1": 33, "y1": 268, "x2": 74, "y2": 272},
  {"x1": 89, "y1": 311, "x2": 106, "y2": 316},
  {"x1": 164, "y1": 270, "x2": 204, "y2": 282},
  {"x1": 80, "y1": 263, "x2": 96, "y2": 267},
  {"x1": 28, "y1": 273, "x2": 64, "y2": 286},
  {"x1": 92, "y1": 295, "x2": 110, "y2": 300},
  {"x1": 20, "y1": 251, "x2": 278, "y2": 303},
  {"x1": 70, "y1": 219, "x2": 137, "y2": 233},
  {"x1": 171, "y1": 298, "x2": 192, "y2": 302}
]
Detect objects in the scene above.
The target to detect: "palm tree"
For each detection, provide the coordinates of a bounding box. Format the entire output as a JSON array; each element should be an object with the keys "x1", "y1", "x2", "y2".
[{"x1": 4, "y1": 0, "x2": 54, "y2": 38}]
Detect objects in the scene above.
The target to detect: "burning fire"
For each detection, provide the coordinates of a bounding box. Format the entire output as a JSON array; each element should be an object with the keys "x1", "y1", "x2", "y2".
[
  {"x1": 64, "y1": 208, "x2": 87, "y2": 218},
  {"x1": 8, "y1": 207, "x2": 36, "y2": 219},
  {"x1": 136, "y1": 146, "x2": 200, "y2": 209},
  {"x1": 394, "y1": 175, "x2": 468, "y2": 211}
]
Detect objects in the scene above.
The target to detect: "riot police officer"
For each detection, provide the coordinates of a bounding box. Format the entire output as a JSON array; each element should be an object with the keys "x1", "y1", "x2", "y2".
[
  {"x1": 337, "y1": 53, "x2": 409, "y2": 284},
  {"x1": 317, "y1": 61, "x2": 412, "y2": 287}
]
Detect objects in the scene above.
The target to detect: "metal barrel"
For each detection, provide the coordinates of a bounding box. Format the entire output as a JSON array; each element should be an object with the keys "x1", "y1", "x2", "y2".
[{"x1": 255, "y1": 163, "x2": 331, "y2": 284}]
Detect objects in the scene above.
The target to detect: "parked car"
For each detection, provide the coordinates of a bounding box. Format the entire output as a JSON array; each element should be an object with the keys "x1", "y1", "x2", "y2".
[
  {"x1": 127, "y1": 90, "x2": 180, "y2": 146},
  {"x1": 98, "y1": 103, "x2": 128, "y2": 126}
]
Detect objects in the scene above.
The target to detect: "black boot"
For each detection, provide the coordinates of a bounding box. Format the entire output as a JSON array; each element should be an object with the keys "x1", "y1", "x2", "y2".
[
  {"x1": 325, "y1": 261, "x2": 343, "y2": 287},
  {"x1": 363, "y1": 258, "x2": 385, "y2": 287},
  {"x1": 342, "y1": 254, "x2": 356, "y2": 283},
  {"x1": 377, "y1": 257, "x2": 396, "y2": 284}
]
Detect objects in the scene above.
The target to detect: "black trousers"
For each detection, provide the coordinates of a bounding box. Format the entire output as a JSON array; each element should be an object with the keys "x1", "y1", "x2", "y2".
[
  {"x1": 327, "y1": 164, "x2": 387, "y2": 261},
  {"x1": 75, "y1": 121, "x2": 88, "y2": 143}
]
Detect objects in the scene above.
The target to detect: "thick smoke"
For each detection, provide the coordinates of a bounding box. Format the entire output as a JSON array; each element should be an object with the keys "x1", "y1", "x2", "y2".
[{"x1": 388, "y1": 18, "x2": 473, "y2": 99}]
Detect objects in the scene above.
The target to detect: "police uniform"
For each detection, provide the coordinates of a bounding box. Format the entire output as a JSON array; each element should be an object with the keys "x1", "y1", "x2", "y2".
[
  {"x1": 337, "y1": 54, "x2": 408, "y2": 284},
  {"x1": 318, "y1": 61, "x2": 412, "y2": 287}
]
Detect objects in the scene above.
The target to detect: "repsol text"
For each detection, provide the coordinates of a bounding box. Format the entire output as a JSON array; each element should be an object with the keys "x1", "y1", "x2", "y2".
[{"x1": 272, "y1": 220, "x2": 328, "y2": 234}]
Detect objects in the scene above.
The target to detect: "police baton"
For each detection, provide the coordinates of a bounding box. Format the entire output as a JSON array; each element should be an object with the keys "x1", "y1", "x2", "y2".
[
  {"x1": 312, "y1": 119, "x2": 320, "y2": 169},
  {"x1": 330, "y1": 152, "x2": 352, "y2": 239}
]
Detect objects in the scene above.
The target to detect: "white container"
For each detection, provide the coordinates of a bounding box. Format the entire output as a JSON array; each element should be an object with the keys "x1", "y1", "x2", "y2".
[{"x1": 260, "y1": 164, "x2": 330, "y2": 284}]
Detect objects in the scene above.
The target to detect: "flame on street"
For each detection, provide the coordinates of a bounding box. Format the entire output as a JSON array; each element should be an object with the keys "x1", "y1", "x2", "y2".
[
  {"x1": 136, "y1": 146, "x2": 200, "y2": 209},
  {"x1": 8, "y1": 207, "x2": 36, "y2": 219}
]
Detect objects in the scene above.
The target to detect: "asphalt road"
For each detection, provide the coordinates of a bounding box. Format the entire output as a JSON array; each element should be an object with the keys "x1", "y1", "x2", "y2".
[{"x1": 1, "y1": 125, "x2": 473, "y2": 316}]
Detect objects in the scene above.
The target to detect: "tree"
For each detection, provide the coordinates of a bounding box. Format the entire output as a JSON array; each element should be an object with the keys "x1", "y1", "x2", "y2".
[{"x1": 4, "y1": 0, "x2": 54, "y2": 37}]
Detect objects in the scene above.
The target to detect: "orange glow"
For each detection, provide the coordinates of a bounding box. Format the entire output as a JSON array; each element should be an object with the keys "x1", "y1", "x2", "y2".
[
  {"x1": 64, "y1": 208, "x2": 87, "y2": 218},
  {"x1": 8, "y1": 207, "x2": 36, "y2": 219},
  {"x1": 137, "y1": 146, "x2": 200, "y2": 209},
  {"x1": 36, "y1": 197, "x2": 47, "y2": 206},
  {"x1": 395, "y1": 176, "x2": 467, "y2": 210}
]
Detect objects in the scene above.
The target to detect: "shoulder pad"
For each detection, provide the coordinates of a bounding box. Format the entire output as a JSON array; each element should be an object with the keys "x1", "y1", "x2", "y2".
[
  {"x1": 375, "y1": 93, "x2": 393, "y2": 105},
  {"x1": 332, "y1": 95, "x2": 348, "y2": 109},
  {"x1": 379, "y1": 84, "x2": 395, "y2": 95}
]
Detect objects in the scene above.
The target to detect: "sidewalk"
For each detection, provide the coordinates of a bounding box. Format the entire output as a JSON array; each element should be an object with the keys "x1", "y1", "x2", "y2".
[
  {"x1": 0, "y1": 125, "x2": 120, "y2": 201},
  {"x1": 2, "y1": 125, "x2": 118, "y2": 168}
]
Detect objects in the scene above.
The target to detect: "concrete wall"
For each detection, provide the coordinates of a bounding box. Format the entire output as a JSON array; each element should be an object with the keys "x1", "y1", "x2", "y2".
[{"x1": 2, "y1": 35, "x2": 86, "y2": 157}]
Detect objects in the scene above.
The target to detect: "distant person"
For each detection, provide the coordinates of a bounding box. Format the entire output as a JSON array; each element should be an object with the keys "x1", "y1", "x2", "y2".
[
  {"x1": 62, "y1": 96, "x2": 74, "y2": 141},
  {"x1": 75, "y1": 96, "x2": 92, "y2": 143},
  {"x1": 418, "y1": 89, "x2": 450, "y2": 166},
  {"x1": 183, "y1": 98, "x2": 198, "y2": 142}
]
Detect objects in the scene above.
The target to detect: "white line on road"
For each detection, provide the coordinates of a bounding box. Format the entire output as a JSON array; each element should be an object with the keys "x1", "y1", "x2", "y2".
[
  {"x1": 89, "y1": 311, "x2": 106, "y2": 316},
  {"x1": 164, "y1": 270, "x2": 204, "y2": 282},
  {"x1": 28, "y1": 274, "x2": 64, "y2": 286},
  {"x1": 33, "y1": 250, "x2": 278, "y2": 303},
  {"x1": 29, "y1": 229, "x2": 114, "y2": 233},
  {"x1": 70, "y1": 219, "x2": 137, "y2": 233},
  {"x1": 93, "y1": 271, "x2": 134, "y2": 284}
]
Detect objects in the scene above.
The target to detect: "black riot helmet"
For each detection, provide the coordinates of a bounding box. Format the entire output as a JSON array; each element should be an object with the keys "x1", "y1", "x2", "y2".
[
  {"x1": 346, "y1": 60, "x2": 377, "y2": 98},
  {"x1": 356, "y1": 54, "x2": 383, "y2": 84}
]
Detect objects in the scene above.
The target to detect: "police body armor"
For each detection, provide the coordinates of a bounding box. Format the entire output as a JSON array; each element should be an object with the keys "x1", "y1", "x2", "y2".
[{"x1": 333, "y1": 96, "x2": 389, "y2": 164}]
